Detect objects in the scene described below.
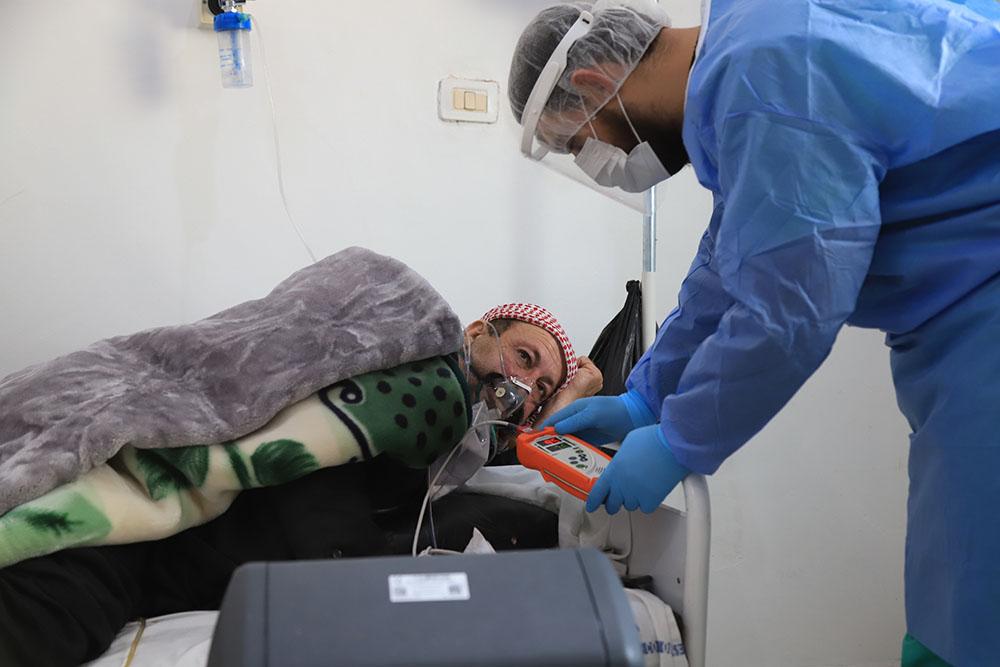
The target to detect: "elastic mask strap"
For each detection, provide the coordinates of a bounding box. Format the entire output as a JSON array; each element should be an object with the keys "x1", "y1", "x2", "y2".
[
  {"x1": 615, "y1": 94, "x2": 644, "y2": 145},
  {"x1": 579, "y1": 97, "x2": 600, "y2": 142}
]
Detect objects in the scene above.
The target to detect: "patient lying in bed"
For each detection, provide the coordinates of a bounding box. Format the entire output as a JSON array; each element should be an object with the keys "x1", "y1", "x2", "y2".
[{"x1": 0, "y1": 303, "x2": 601, "y2": 667}]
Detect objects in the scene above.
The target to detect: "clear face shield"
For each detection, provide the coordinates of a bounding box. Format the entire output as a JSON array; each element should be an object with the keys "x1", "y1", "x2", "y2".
[{"x1": 517, "y1": 10, "x2": 653, "y2": 214}]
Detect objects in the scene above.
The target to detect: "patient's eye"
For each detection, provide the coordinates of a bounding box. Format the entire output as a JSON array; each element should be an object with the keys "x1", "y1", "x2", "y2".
[
  {"x1": 537, "y1": 382, "x2": 549, "y2": 402},
  {"x1": 518, "y1": 349, "x2": 531, "y2": 365}
]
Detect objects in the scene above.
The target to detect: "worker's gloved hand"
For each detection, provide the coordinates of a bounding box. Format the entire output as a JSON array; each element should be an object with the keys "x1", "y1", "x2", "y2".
[
  {"x1": 542, "y1": 391, "x2": 656, "y2": 445},
  {"x1": 586, "y1": 425, "x2": 690, "y2": 514}
]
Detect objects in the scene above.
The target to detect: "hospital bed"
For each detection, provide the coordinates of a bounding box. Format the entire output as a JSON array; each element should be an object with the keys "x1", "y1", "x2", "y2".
[
  {"x1": 87, "y1": 187, "x2": 711, "y2": 667},
  {"x1": 84, "y1": 472, "x2": 709, "y2": 667}
]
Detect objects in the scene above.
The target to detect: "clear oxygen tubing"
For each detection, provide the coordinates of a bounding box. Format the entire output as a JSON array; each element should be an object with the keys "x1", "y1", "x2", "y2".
[
  {"x1": 461, "y1": 320, "x2": 512, "y2": 395},
  {"x1": 427, "y1": 496, "x2": 438, "y2": 549},
  {"x1": 485, "y1": 320, "x2": 511, "y2": 379},
  {"x1": 252, "y1": 15, "x2": 318, "y2": 264},
  {"x1": 413, "y1": 321, "x2": 526, "y2": 556},
  {"x1": 411, "y1": 419, "x2": 517, "y2": 557}
]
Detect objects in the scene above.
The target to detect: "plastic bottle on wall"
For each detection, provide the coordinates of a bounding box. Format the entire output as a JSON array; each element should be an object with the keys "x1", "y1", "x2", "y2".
[{"x1": 214, "y1": 11, "x2": 253, "y2": 88}]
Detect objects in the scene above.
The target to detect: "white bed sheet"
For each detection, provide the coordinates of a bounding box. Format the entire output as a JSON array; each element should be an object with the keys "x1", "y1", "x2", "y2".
[{"x1": 83, "y1": 611, "x2": 217, "y2": 667}]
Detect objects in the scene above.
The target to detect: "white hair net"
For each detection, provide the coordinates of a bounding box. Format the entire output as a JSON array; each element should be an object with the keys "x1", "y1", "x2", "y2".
[{"x1": 508, "y1": 1, "x2": 670, "y2": 154}]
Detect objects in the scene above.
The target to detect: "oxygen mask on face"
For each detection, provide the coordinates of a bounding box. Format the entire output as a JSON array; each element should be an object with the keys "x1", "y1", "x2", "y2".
[
  {"x1": 464, "y1": 320, "x2": 531, "y2": 414},
  {"x1": 477, "y1": 373, "x2": 531, "y2": 424},
  {"x1": 464, "y1": 321, "x2": 537, "y2": 447},
  {"x1": 426, "y1": 322, "x2": 528, "y2": 492}
]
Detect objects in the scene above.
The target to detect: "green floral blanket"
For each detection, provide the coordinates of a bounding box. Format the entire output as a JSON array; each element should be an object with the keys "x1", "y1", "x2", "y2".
[{"x1": 0, "y1": 356, "x2": 469, "y2": 568}]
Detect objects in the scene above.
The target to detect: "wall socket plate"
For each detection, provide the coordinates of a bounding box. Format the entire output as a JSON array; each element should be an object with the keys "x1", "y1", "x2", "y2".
[
  {"x1": 199, "y1": 0, "x2": 215, "y2": 27},
  {"x1": 438, "y1": 78, "x2": 500, "y2": 124}
]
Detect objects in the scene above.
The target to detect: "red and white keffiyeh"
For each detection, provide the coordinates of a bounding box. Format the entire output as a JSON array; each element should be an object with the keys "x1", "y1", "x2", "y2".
[{"x1": 481, "y1": 303, "x2": 578, "y2": 391}]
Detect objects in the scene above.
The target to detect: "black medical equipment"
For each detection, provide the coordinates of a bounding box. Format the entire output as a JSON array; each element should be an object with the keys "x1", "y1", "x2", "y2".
[
  {"x1": 207, "y1": 547, "x2": 643, "y2": 667},
  {"x1": 206, "y1": 0, "x2": 247, "y2": 14}
]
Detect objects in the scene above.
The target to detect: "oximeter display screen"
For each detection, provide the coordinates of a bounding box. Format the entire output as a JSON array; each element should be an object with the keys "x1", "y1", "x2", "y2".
[{"x1": 544, "y1": 441, "x2": 571, "y2": 452}]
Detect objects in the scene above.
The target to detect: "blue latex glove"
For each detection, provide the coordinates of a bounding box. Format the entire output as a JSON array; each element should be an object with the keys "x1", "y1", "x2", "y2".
[
  {"x1": 586, "y1": 425, "x2": 691, "y2": 514},
  {"x1": 542, "y1": 391, "x2": 656, "y2": 445}
]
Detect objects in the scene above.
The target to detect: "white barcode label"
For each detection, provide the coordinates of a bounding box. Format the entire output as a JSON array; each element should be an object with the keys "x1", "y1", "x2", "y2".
[{"x1": 388, "y1": 572, "x2": 470, "y2": 603}]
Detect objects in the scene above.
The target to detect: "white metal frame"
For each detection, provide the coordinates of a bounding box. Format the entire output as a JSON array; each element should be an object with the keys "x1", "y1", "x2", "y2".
[
  {"x1": 606, "y1": 476, "x2": 711, "y2": 667},
  {"x1": 641, "y1": 186, "x2": 659, "y2": 349}
]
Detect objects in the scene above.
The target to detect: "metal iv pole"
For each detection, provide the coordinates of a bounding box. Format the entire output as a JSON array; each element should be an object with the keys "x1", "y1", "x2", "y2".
[{"x1": 641, "y1": 187, "x2": 657, "y2": 351}]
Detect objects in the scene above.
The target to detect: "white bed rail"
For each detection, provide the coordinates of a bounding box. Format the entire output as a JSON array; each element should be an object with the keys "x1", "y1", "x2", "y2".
[
  {"x1": 680, "y1": 473, "x2": 710, "y2": 667},
  {"x1": 607, "y1": 474, "x2": 710, "y2": 667}
]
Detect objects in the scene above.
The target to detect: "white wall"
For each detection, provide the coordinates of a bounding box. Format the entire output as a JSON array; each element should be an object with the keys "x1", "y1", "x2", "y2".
[{"x1": 0, "y1": 1, "x2": 909, "y2": 665}]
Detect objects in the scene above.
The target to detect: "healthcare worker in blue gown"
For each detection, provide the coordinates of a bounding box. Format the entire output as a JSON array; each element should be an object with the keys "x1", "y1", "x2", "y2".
[{"x1": 509, "y1": 1, "x2": 999, "y2": 665}]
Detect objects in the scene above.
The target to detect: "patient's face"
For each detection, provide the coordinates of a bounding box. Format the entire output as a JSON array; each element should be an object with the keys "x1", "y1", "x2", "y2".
[{"x1": 464, "y1": 320, "x2": 566, "y2": 421}]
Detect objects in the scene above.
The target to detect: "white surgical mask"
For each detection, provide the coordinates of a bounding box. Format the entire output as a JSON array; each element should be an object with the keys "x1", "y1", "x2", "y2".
[{"x1": 574, "y1": 95, "x2": 670, "y2": 193}]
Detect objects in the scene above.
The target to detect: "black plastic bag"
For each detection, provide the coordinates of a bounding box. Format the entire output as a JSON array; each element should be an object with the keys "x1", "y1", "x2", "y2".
[{"x1": 589, "y1": 281, "x2": 644, "y2": 396}]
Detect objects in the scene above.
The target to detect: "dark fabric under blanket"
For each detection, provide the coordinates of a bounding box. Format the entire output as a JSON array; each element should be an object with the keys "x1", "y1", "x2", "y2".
[
  {"x1": 0, "y1": 247, "x2": 463, "y2": 514},
  {"x1": 0, "y1": 461, "x2": 558, "y2": 667}
]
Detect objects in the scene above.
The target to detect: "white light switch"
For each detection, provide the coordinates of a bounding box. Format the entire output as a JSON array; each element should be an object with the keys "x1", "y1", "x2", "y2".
[{"x1": 438, "y1": 77, "x2": 499, "y2": 124}]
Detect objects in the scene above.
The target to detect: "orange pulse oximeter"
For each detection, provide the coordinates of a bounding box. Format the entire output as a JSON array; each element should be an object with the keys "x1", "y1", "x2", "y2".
[{"x1": 516, "y1": 427, "x2": 612, "y2": 501}]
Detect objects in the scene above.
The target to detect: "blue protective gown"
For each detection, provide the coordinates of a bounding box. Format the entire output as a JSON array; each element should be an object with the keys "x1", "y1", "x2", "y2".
[{"x1": 624, "y1": 1, "x2": 1000, "y2": 663}]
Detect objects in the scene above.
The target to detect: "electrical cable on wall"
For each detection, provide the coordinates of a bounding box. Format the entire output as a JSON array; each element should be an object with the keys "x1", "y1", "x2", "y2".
[
  {"x1": 255, "y1": 16, "x2": 318, "y2": 263},
  {"x1": 213, "y1": 1, "x2": 319, "y2": 264}
]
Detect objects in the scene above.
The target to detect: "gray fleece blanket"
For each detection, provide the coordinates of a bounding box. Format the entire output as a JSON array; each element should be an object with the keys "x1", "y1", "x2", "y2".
[{"x1": 0, "y1": 247, "x2": 463, "y2": 515}]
